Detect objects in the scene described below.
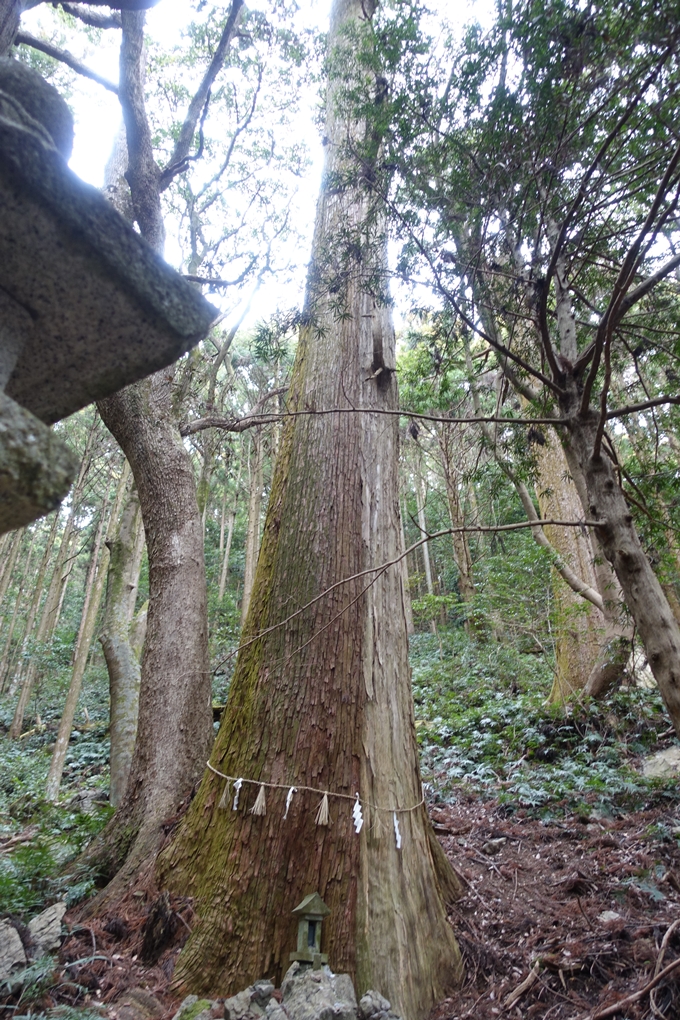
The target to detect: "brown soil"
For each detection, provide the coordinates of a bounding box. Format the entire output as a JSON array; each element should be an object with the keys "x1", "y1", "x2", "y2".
[
  {"x1": 431, "y1": 796, "x2": 680, "y2": 1020},
  {"x1": 19, "y1": 797, "x2": 680, "y2": 1020}
]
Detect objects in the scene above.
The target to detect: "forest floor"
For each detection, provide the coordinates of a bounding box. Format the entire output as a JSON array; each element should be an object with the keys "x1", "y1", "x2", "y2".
[
  {"x1": 432, "y1": 793, "x2": 680, "y2": 1020},
  {"x1": 2, "y1": 630, "x2": 680, "y2": 1019}
]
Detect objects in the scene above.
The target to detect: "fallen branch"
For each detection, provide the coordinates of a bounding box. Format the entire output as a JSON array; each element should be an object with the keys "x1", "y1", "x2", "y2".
[
  {"x1": 584, "y1": 955, "x2": 680, "y2": 1019},
  {"x1": 504, "y1": 961, "x2": 540, "y2": 1008}
]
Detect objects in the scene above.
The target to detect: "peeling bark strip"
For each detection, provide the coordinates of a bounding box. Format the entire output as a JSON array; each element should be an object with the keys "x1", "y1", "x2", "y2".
[{"x1": 159, "y1": 2, "x2": 463, "y2": 1016}]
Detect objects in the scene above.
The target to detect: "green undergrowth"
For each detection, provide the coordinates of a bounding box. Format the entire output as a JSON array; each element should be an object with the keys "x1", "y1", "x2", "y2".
[
  {"x1": 412, "y1": 628, "x2": 680, "y2": 820},
  {"x1": 0, "y1": 717, "x2": 112, "y2": 918}
]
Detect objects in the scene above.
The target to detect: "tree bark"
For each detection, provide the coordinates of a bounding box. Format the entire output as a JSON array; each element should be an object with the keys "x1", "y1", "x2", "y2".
[
  {"x1": 79, "y1": 7, "x2": 213, "y2": 891},
  {"x1": 562, "y1": 397, "x2": 680, "y2": 729},
  {"x1": 240, "y1": 429, "x2": 263, "y2": 627},
  {"x1": 158, "y1": 4, "x2": 463, "y2": 1016},
  {"x1": 100, "y1": 481, "x2": 146, "y2": 808},
  {"x1": 92, "y1": 372, "x2": 212, "y2": 881},
  {"x1": 532, "y1": 428, "x2": 606, "y2": 700},
  {"x1": 45, "y1": 472, "x2": 121, "y2": 802},
  {"x1": 9, "y1": 512, "x2": 60, "y2": 736}
]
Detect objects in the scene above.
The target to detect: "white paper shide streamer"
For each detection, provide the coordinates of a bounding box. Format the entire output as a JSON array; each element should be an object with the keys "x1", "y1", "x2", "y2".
[
  {"x1": 352, "y1": 793, "x2": 363, "y2": 834},
  {"x1": 315, "y1": 792, "x2": 330, "y2": 826},
  {"x1": 283, "y1": 786, "x2": 297, "y2": 820},
  {"x1": 218, "y1": 779, "x2": 231, "y2": 810},
  {"x1": 251, "y1": 783, "x2": 267, "y2": 816},
  {"x1": 232, "y1": 777, "x2": 243, "y2": 811},
  {"x1": 393, "y1": 811, "x2": 402, "y2": 850}
]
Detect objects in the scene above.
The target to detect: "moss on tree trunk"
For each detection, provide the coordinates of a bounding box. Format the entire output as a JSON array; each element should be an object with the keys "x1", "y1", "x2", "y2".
[{"x1": 157, "y1": 2, "x2": 463, "y2": 1016}]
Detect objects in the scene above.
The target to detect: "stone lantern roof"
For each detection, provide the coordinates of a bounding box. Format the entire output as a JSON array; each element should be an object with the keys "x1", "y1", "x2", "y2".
[{"x1": 0, "y1": 59, "x2": 217, "y2": 532}]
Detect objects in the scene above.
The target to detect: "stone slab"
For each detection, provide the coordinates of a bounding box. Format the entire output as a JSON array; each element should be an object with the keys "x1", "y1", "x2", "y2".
[{"x1": 0, "y1": 97, "x2": 217, "y2": 425}]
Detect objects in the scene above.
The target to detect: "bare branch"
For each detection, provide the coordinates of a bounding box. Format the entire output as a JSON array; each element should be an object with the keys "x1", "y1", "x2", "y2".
[
  {"x1": 580, "y1": 140, "x2": 680, "y2": 415},
  {"x1": 607, "y1": 394, "x2": 680, "y2": 419},
  {"x1": 179, "y1": 405, "x2": 566, "y2": 437},
  {"x1": 59, "y1": 3, "x2": 121, "y2": 29},
  {"x1": 14, "y1": 30, "x2": 118, "y2": 93},
  {"x1": 213, "y1": 516, "x2": 606, "y2": 673},
  {"x1": 159, "y1": 0, "x2": 245, "y2": 190},
  {"x1": 616, "y1": 251, "x2": 680, "y2": 318}
]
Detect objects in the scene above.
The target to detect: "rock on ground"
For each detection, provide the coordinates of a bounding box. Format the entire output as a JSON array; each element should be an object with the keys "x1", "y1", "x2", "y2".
[
  {"x1": 27, "y1": 901, "x2": 66, "y2": 956},
  {"x1": 0, "y1": 920, "x2": 26, "y2": 980},
  {"x1": 280, "y1": 963, "x2": 358, "y2": 1020},
  {"x1": 642, "y1": 746, "x2": 680, "y2": 777},
  {"x1": 115, "y1": 987, "x2": 165, "y2": 1020},
  {"x1": 223, "y1": 981, "x2": 275, "y2": 1020}
]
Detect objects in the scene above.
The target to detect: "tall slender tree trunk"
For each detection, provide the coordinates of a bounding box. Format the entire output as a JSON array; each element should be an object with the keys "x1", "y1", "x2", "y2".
[
  {"x1": 0, "y1": 527, "x2": 23, "y2": 630},
  {"x1": 413, "y1": 453, "x2": 437, "y2": 635},
  {"x1": 437, "y1": 429, "x2": 475, "y2": 606},
  {"x1": 240, "y1": 429, "x2": 263, "y2": 627},
  {"x1": 158, "y1": 4, "x2": 463, "y2": 1015},
  {"x1": 398, "y1": 504, "x2": 414, "y2": 636},
  {"x1": 0, "y1": 527, "x2": 36, "y2": 692},
  {"x1": 100, "y1": 483, "x2": 146, "y2": 808},
  {"x1": 45, "y1": 477, "x2": 118, "y2": 802},
  {"x1": 218, "y1": 448, "x2": 243, "y2": 602},
  {"x1": 9, "y1": 513, "x2": 60, "y2": 736}
]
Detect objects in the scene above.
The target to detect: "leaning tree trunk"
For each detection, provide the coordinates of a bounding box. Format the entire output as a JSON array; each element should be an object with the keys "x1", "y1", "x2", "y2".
[
  {"x1": 158, "y1": 2, "x2": 463, "y2": 1015},
  {"x1": 563, "y1": 399, "x2": 680, "y2": 731}
]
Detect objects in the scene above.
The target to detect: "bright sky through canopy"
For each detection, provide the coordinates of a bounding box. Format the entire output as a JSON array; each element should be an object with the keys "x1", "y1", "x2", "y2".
[{"x1": 22, "y1": 0, "x2": 494, "y2": 329}]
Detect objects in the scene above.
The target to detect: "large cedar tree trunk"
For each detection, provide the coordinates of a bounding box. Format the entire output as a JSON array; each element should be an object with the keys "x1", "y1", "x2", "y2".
[{"x1": 158, "y1": 2, "x2": 463, "y2": 1015}]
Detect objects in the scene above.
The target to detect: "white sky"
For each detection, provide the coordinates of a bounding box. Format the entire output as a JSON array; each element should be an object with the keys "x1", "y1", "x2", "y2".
[{"x1": 22, "y1": 0, "x2": 493, "y2": 330}]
